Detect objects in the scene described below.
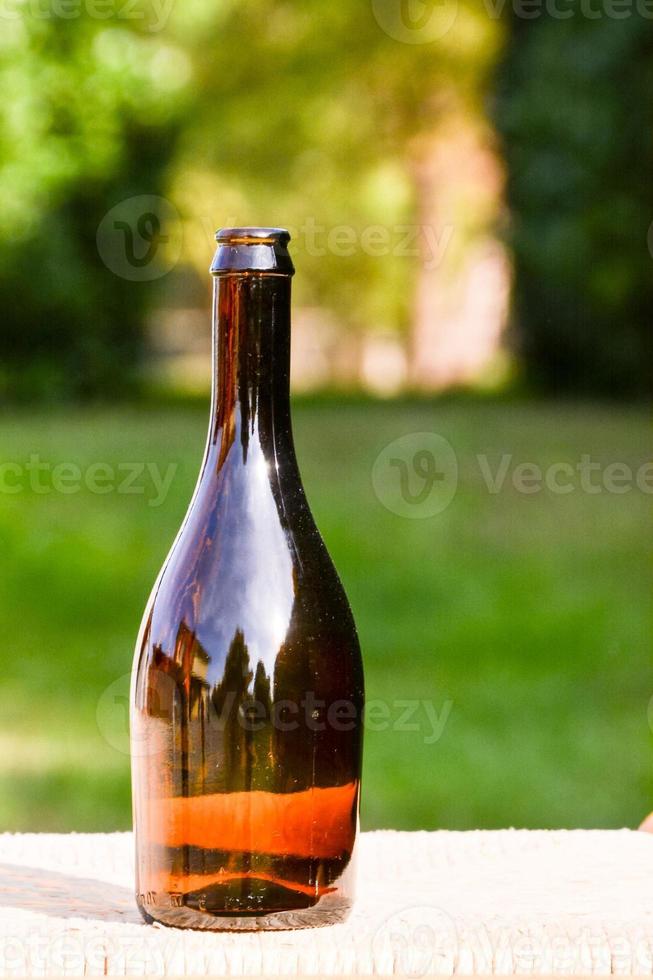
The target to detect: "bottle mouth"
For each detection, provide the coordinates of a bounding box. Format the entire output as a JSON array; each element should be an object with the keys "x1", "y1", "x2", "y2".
[
  {"x1": 215, "y1": 227, "x2": 291, "y2": 246},
  {"x1": 211, "y1": 227, "x2": 294, "y2": 276}
]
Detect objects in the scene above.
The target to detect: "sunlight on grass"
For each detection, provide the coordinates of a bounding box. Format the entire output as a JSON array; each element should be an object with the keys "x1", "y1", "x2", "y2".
[{"x1": 0, "y1": 400, "x2": 650, "y2": 831}]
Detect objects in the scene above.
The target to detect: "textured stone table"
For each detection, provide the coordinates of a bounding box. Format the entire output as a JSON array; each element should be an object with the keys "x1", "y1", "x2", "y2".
[{"x1": 0, "y1": 830, "x2": 651, "y2": 976}]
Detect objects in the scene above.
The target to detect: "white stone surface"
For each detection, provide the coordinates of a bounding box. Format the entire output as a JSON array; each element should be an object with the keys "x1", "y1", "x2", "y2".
[{"x1": 0, "y1": 830, "x2": 651, "y2": 976}]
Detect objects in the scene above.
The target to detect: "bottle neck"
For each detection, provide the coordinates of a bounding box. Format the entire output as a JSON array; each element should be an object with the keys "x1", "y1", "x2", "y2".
[{"x1": 210, "y1": 272, "x2": 292, "y2": 466}]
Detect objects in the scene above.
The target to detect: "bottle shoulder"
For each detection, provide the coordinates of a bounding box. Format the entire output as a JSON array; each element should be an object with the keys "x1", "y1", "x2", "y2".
[{"x1": 134, "y1": 453, "x2": 361, "y2": 692}]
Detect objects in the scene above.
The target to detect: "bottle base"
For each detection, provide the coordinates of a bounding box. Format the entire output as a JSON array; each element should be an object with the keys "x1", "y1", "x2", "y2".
[{"x1": 138, "y1": 894, "x2": 352, "y2": 931}]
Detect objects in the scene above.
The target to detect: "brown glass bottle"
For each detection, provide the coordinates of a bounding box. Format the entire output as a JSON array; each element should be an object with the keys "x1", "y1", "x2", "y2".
[{"x1": 131, "y1": 228, "x2": 364, "y2": 930}]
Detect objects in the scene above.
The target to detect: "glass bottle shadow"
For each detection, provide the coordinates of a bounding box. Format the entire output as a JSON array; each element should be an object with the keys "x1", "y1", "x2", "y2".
[{"x1": 0, "y1": 862, "x2": 140, "y2": 924}]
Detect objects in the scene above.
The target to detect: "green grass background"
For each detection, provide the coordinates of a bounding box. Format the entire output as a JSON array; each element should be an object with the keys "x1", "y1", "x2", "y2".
[{"x1": 0, "y1": 399, "x2": 650, "y2": 831}]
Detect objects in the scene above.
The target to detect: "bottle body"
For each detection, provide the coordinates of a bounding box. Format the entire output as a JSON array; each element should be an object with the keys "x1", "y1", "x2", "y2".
[{"x1": 131, "y1": 229, "x2": 364, "y2": 930}]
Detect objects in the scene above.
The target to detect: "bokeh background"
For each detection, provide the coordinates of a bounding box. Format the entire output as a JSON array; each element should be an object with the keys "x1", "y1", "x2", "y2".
[{"x1": 0, "y1": 0, "x2": 650, "y2": 832}]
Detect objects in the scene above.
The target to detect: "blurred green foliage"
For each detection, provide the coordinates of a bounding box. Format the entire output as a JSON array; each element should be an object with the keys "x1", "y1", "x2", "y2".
[
  {"x1": 0, "y1": 17, "x2": 187, "y2": 399},
  {"x1": 0, "y1": 4, "x2": 650, "y2": 396},
  {"x1": 494, "y1": 17, "x2": 653, "y2": 397},
  {"x1": 0, "y1": 401, "x2": 649, "y2": 830},
  {"x1": 168, "y1": 0, "x2": 499, "y2": 331},
  {"x1": 2, "y1": 0, "x2": 501, "y2": 397}
]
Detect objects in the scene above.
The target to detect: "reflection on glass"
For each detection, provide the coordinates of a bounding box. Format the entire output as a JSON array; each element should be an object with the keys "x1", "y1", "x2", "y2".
[{"x1": 131, "y1": 228, "x2": 364, "y2": 930}]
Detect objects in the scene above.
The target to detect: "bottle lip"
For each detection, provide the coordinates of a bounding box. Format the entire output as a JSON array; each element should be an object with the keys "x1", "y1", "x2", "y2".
[
  {"x1": 215, "y1": 227, "x2": 291, "y2": 246},
  {"x1": 211, "y1": 227, "x2": 294, "y2": 276}
]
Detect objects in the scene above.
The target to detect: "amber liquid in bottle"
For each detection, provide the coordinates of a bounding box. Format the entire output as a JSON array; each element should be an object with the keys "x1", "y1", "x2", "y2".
[{"x1": 131, "y1": 228, "x2": 364, "y2": 930}]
